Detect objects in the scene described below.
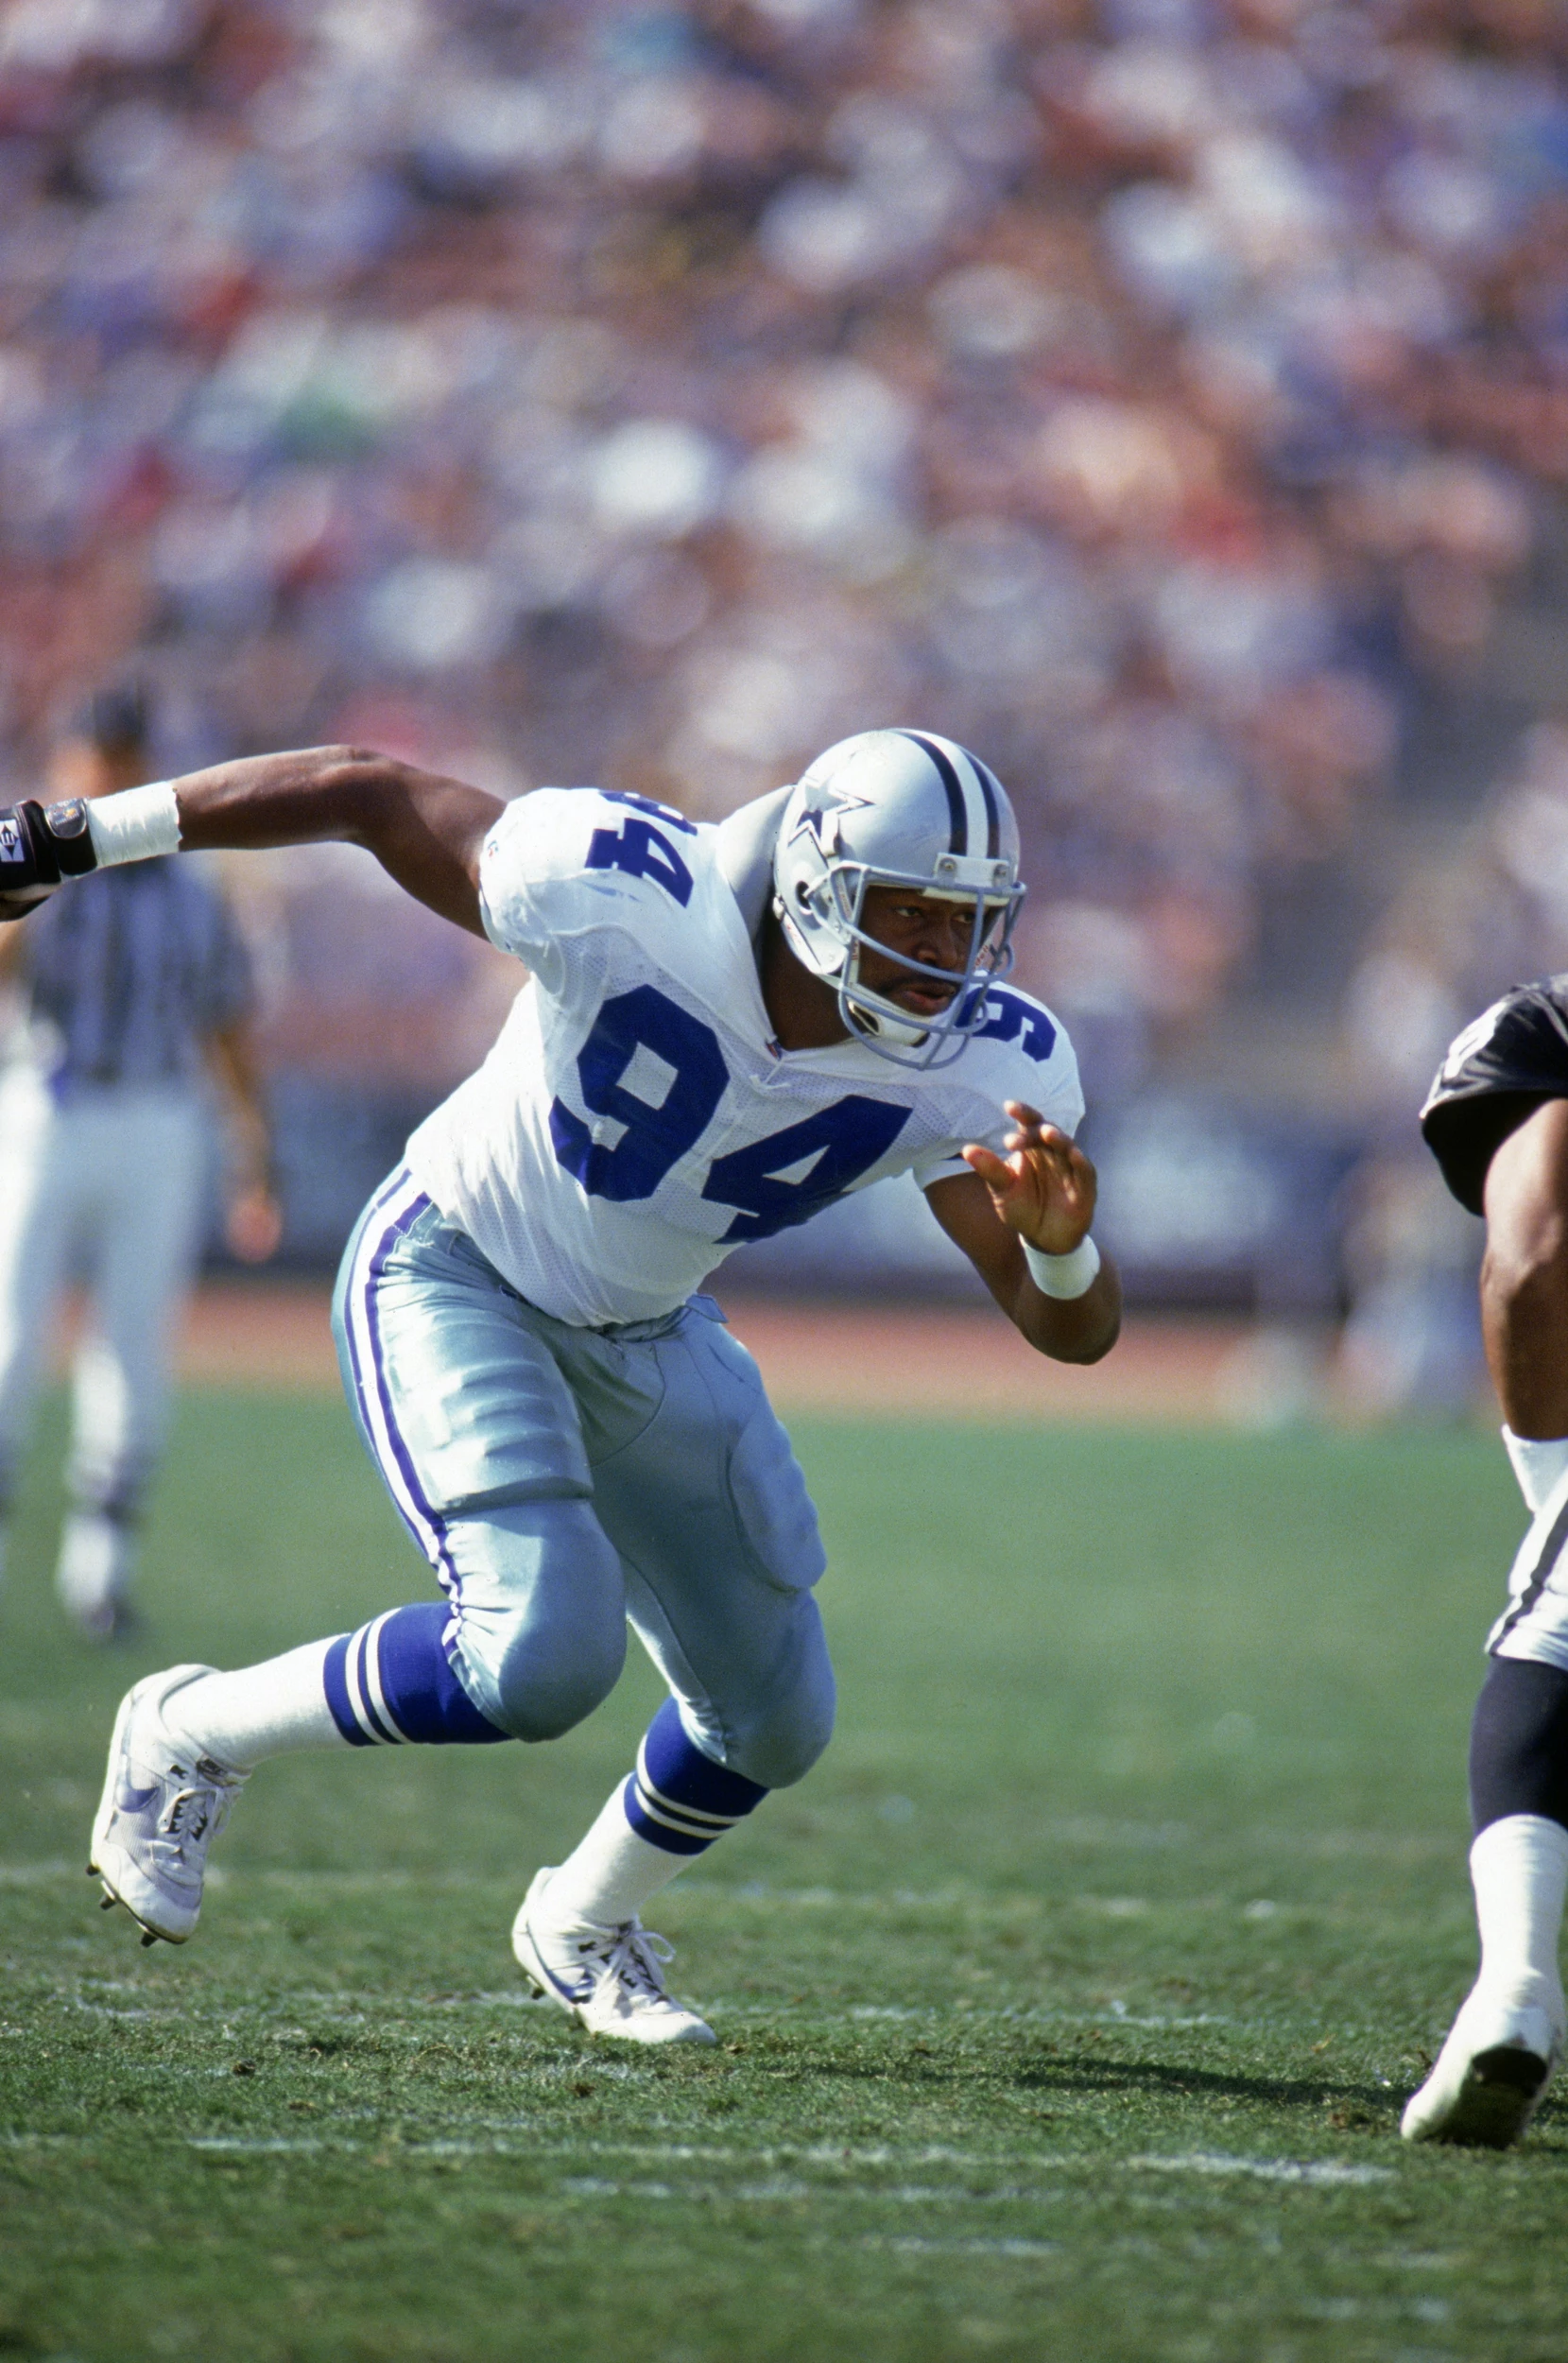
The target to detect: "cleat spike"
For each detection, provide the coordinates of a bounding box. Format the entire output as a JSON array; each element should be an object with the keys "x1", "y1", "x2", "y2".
[
  {"x1": 100, "y1": 1894, "x2": 119, "y2": 1911},
  {"x1": 140, "y1": 1930, "x2": 158, "y2": 1947}
]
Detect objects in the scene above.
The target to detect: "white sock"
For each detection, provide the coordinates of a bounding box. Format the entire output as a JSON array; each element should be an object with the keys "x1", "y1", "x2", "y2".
[
  {"x1": 543, "y1": 1783, "x2": 691, "y2": 1927},
  {"x1": 164, "y1": 1641, "x2": 347, "y2": 1770},
  {"x1": 1502, "y1": 1428, "x2": 1568, "y2": 1516},
  {"x1": 1471, "y1": 1813, "x2": 1568, "y2": 2005}
]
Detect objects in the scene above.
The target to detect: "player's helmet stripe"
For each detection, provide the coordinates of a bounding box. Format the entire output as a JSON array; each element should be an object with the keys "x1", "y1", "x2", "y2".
[
  {"x1": 972, "y1": 757, "x2": 1004, "y2": 860},
  {"x1": 898, "y1": 730, "x2": 968, "y2": 854}
]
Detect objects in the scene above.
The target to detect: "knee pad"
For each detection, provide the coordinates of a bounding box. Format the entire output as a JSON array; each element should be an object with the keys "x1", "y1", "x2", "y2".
[
  {"x1": 725, "y1": 1664, "x2": 836, "y2": 1791},
  {"x1": 1471, "y1": 1654, "x2": 1568, "y2": 1834},
  {"x1": 444, "y1": 1498, "x2": 627, "y2": 1744}
]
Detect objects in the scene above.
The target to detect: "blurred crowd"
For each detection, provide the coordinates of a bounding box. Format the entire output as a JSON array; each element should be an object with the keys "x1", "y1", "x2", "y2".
[
  {"x1": 1337, "y1": 716, "x2": 1568, "y2": 1412},
  {"x1": 0, "y1": 0, "x2": 1564, "y2": 1095}
]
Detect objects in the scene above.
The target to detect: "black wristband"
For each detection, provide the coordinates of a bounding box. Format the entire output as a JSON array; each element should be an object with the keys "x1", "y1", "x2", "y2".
[
  {"x1": 42, "y1": 798, "x2": 100, "y2": 876},
  {"x1": 0, "y1": 798, "x2": 100, "y2": 921}
]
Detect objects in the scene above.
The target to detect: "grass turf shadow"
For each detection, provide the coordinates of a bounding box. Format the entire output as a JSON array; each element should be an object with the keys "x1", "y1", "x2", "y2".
[{"x1": 1008, "y1": 2047, "x2": 1403, "y2": 2120}]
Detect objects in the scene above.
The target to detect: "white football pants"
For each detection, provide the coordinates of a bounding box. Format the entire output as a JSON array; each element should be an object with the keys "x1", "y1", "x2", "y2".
[{"x1": 0, "y1": 1067, "x2": 208, "y2": 1521}]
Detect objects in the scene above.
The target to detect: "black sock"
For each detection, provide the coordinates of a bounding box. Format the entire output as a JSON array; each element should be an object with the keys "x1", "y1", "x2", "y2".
[{"x1": 1470, "y1": 1656, "x2": 1568, "y2": 1835}]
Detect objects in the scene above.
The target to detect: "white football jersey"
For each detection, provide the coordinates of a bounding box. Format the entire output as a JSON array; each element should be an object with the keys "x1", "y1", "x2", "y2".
[{"x1": 405, "y1": 787, "x2": 1084, "y2": 1326}]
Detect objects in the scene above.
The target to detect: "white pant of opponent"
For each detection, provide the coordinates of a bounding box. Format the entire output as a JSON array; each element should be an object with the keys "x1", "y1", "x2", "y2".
[{"x1": 0, "y1": 1065, "x2": 208, "y2": 1625}]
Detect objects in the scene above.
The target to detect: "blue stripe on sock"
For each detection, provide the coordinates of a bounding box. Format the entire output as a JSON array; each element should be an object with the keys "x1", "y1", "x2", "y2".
[
  {"x1": 323, "y1": 1634, "x2": 375, "y2": 1746},
  {"x1": 624, "y1": 1700, "x2": 771, "y2": 1855},
  {"x1": 641, "y1": 1697, "x2": 768, "y2": 1818},
  {"x1": 623, "y1": 1771, "x2": 712, "y2": 1855},
  {"x1": 353, "y1": 1623, "x2": 401, "y2": 1745},
  {"x1": 375, "y1": 1602, "x2": 512, "y2": 1745}
]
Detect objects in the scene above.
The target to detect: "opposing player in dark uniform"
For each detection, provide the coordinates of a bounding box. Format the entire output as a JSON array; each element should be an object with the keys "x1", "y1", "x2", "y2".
[{"x1": 1404, "y1": 980, "x2": 1568, "y2": 2144}]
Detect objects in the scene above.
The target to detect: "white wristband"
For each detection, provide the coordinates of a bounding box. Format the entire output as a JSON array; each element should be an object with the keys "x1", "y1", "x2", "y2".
[
  {"x1": 86, "y1": 782, "x2": 181, "y2": 868},
  {"x1": 1023, "y1": 1233, "x2": 1101, "y2": 1300}
]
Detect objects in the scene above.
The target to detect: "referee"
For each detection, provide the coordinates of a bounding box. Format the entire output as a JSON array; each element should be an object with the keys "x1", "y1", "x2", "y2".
[{"x1": 0, "y1": 688, "x2": 280, "y2": 1638}]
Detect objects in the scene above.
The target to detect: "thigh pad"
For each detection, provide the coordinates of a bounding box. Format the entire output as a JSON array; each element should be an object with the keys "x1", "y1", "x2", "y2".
[
  {"x1": 580, "y1": 1305, "x2": 826, "y2": 1596},
  {"x1": 335, "y1": 1183, "x2": 615, "y2": 1515}
]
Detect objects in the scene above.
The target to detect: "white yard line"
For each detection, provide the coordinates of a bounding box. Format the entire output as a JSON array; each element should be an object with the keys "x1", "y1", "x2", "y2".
[
  {"x1": 1129, "y1": 2151, "x2": 1394, "y2": 2188},
  {"x1": 182, "y1": 2134, "x2": 1077, "y2": 2169},
  {"x1": 190, "y1": 2138, "x2": 332, "y2": 2155},
  {"x1": 46, "y1": 1981, "x2": 1233, "y2": 2030},
  {"x1": 869, "y1": 2236, "x2": 1061, "y2": 2258},
  {"x1": 556, "y1": 2178, "x2": 1066, "y2": 2204},
  {"x1": 178, "y1": 2134, "x2": 1394, "y2": 2194}
]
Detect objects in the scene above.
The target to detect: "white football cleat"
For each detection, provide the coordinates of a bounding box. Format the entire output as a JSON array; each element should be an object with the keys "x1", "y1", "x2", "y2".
[
  {"x1": 511, "y1": 1867, "x2": 716, "y2": 2046},
  {"x1": 1402, "y1": 1978, "x2": 1564, "y2": 2148},
  {"x1": 89, "y1": 1665, "x2": 248, "y2": 1945}
]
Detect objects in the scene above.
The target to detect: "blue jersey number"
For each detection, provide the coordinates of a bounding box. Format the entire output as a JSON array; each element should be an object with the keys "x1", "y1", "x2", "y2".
[
  {"x1": 972, "y1": 986, "x2": 1056, "y2": 1062},
  {"x1": 549, "y1": 985, "x2": 728, "y2": 1202},
  {"x1": 702, "y1": 1097, "x2": 909, "y2": 1241},
  {"x1": 596, "y1": 790, "x2": 697, "y2": 834},
  {"x1": 584, "y1": 817, "x2": 695, "y2": 907},
  {"x1": 550, "y1": 988, "x2": 907, "y2": 1228}
]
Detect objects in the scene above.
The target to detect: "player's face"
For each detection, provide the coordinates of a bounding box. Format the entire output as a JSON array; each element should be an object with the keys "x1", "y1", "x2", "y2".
[{"x1": 857, "y1": 885, "x2": 992, "y2": 1018}]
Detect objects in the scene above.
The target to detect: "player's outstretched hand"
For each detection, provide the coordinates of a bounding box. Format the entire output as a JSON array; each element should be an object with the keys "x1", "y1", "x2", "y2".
[
  {"x1": 0, "y1": 799, "x2": 97, "y2": 922},
  {"x1": 961, "y1": 1099, "x2": 1097, "y2": 1256}
]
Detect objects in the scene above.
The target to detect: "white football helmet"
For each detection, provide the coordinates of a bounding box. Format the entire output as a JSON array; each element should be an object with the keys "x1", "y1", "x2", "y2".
[{"x1": 771, "y1": 729, "x2": 1025, "y2": 1068}]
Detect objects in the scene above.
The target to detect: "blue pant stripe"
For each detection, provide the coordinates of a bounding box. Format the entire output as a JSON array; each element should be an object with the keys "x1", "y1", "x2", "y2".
[
  {"x1": 342, "y1": 1172, "x2": 462, "y2": 1598},
  {"x1": 339, "y1": 1170, "x2": 411, "y2": 1530},
  {"x1": 364, "y1": 1198, "x2": 460, "y2": 1594}
]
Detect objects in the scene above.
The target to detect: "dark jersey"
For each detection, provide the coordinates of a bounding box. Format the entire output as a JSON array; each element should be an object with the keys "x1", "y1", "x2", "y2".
[{"x1": 1421, "y1": 976, "x2": 1568, "y2": 1214}]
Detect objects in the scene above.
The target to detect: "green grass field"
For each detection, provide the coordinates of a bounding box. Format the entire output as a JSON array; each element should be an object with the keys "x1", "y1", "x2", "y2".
[{"x1": 4, "y1": 1386, "x2": 1568, "y2": 2362}]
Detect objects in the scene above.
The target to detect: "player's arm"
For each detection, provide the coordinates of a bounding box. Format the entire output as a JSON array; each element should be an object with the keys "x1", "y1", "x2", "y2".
[
  {"x1": 923, "y1": 1099, "x2": 1121, "y2": 1363},
  {"x1": 0, "y1": 748, "x2": 505, "y2": 939},
  {"x1": 204, "y1": 1019, "x2": 284, "y2": 1265},
  {"x1": 1480, "y1": 1095, "x2": 1568, "y2": 1439}
]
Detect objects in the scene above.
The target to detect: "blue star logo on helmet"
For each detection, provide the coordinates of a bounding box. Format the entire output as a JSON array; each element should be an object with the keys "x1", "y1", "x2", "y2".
[{"x1": 788, "y1": 788, "x2": 870, "y2": 856}]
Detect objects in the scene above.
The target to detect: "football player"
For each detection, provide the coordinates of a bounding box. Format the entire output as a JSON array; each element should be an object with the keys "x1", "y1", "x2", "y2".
[
  {"x1": 1404, "y1": 983, "x2": 1568, "y2": 2143},
  {"x1": 2, "y1": 730, "x2": 1119, "y2": 2044}
]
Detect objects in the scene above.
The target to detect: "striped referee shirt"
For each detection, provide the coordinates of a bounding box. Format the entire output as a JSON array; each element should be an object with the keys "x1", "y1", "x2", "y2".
[{"x1": 14, "y1": 856, "x2": 254, "y2": 1094}]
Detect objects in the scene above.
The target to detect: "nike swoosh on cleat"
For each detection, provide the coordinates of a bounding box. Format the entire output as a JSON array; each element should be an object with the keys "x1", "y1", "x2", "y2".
[{"x1": 525, "y1": 1931, "x2": 593, "y2": 2005}]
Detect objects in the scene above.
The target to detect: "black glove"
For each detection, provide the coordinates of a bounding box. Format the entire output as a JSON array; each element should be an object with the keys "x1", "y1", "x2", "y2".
[{"x1": 0, "y1": 799, "x2": 99, "y2": 922}]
